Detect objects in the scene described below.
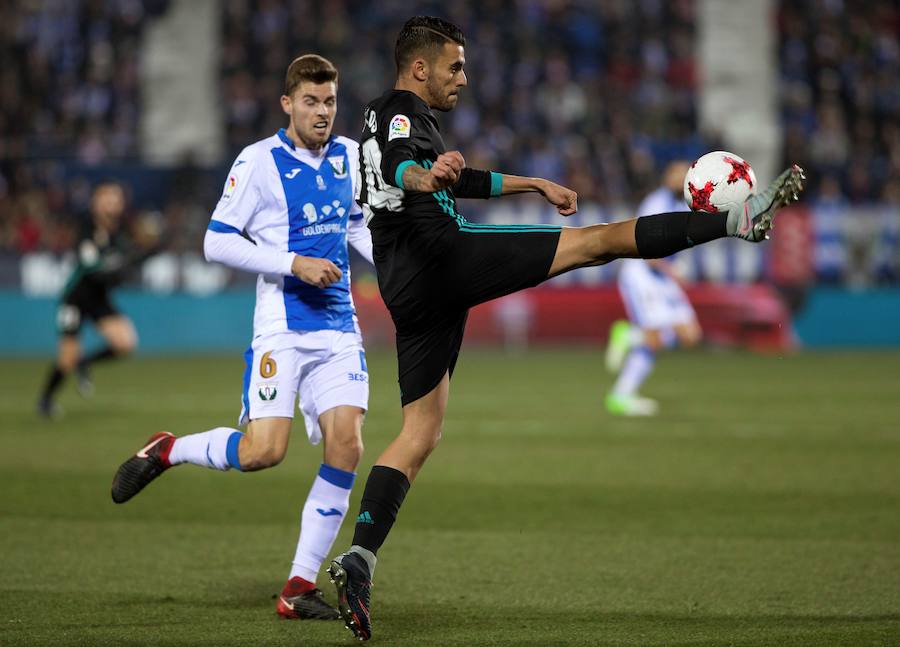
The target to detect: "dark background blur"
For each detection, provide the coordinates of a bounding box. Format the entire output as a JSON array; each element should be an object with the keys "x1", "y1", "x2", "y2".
[{"x1": 1, "y1": 0, "x2": 899, "y2": 351}]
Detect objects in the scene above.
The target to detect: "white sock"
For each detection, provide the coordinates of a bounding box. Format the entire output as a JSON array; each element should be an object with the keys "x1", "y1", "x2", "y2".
[
  {"x1": 289, "y1": 463, "x2": 355, "y2": 582},
  {"x1": 611, "y1": 347, "x2": 655, "y2": 397},
  {"x1": 168, "y1": 427, "x2": 244, "y2": 471}
]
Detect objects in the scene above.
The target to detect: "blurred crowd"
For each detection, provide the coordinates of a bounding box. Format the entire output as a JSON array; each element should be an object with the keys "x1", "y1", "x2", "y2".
[
  {"x1": 779, "y1": 0, "x2": 900, "y2": 207},
  {"x1": 0, "y1": 0, "x2": 898, "y2": 285},
  {"x1": 221, "y1": 0, "x2": 701, "y2": 207},
  {"x1": 0, "y1": 0, "x2": 166, "y2": 257}
]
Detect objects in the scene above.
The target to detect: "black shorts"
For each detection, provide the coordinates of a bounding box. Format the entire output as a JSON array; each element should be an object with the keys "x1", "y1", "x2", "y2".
[
  {"x1": 374, "y1": 222, "x2": 561, "y2": 405},
  {"x1": 57, "y1": 287, "x2": 120, "y2": 336}
]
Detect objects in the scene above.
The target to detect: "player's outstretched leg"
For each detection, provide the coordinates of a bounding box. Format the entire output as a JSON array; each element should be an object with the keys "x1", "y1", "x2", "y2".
[
  {"x1": 328, "y1": 551, "x2": 372, "y2": 641},
  {"x1": 111, "y1": 432, "x2": 175, "y2": 503},
  {"x1": 111, "y1": 426, "x2": 247, "y2": 503},
  {"x1": 726, "y1": 165, "x2": 805, "y2": 242},
  {"x1": 549, "y1": 166, "x2": 805, "y2": 279}
]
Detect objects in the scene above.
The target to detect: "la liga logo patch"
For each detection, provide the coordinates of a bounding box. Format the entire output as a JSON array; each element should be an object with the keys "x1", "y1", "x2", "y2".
[
  {"x1": 223, "y1": 175, "x2": 237, "y2": 199},
  {"x1": 388, "y1": 114, "x2": 411, "y2": 141}
]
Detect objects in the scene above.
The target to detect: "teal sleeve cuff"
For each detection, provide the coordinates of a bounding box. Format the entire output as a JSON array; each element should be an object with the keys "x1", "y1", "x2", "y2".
[
  {"x1": 490, "y1": 172, "x2": 503, "y2": 197},
  {"x1": 395, "y1": 160, "x2": 417, "y2": 189}
]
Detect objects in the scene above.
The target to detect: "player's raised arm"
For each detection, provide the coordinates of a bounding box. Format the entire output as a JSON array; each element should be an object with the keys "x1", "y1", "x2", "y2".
[
  {"x1": 397, "y1": 151, "x2": 464, "y2": 192},
  {"x1": 448, "y1": 166, "x2": 578, "y2": 216},
  {"x1": 490, "y1": 173, "x2": 578, "y2": 216},
  {"x1": 376, "y1": 92, "x2": 465, "y2": 194}
]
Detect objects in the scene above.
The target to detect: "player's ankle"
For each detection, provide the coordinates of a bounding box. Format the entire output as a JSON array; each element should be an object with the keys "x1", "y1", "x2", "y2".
[{"x1": 283, "y1": 576, "x2": 317, "y2": 596}]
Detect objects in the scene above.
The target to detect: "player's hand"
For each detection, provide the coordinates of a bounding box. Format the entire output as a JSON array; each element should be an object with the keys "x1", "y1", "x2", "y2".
[
  {"x1": 428, "y1": 151, "x2": 465, "y2": 190},
  {"x1": 538, "y1": 180, "x2": 578, "y2": 216},
  {"x1": 291, "y1": 255, "x2": 342, "y2": 288}
]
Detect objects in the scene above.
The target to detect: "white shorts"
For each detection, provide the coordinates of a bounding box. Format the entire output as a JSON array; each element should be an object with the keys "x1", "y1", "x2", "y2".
[
  {"x1": 239, "y1": 330, "x2": 369, "y2": 445},
  {"x1": 617, "y1": 259, "x2": 696, "y2": 331}
]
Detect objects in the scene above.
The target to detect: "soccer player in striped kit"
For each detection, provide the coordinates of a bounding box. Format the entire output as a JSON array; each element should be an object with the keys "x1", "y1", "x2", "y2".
[{"x1": 111, "y1": 55, "x2": 372, "y2": 621}]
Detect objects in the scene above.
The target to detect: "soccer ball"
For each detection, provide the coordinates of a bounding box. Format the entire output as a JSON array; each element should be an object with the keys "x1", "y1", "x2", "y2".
[{"x1": 683, "y1": 151, "x2": 757, "y2": 213}]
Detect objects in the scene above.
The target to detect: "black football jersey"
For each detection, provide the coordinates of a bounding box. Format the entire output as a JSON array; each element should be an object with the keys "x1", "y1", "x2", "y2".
[{"x1": 357, "y1": 89, "x2": 492, "y2": 239}]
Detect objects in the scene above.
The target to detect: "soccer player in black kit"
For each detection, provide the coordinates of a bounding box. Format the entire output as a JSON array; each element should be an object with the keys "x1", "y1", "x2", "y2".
[
  {"x1": 37, "y1": 181, "x2": 152, "y2": 418},
  {"x1": 328, "y1": 16, "x2": 805, "y2": 640}
]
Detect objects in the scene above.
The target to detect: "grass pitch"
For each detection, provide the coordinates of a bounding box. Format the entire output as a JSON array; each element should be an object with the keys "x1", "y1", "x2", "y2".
[{"x1": 1, "y1": 348, "x2": 899, "y2": 646}]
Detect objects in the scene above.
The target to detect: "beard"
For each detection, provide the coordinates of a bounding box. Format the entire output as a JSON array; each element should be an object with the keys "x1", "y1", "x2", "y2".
[{"x1": 427, "y1": 79, "x2": 457, "y2": 112}]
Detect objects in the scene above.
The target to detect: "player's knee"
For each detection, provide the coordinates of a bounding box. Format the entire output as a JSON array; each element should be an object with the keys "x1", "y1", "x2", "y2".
[
  {"x1": 116, "y1": 331, "x2": 138, "y2": 355},
  {"x1": 430, "y1": 433, "x2": 442, "y2": 455},
  {"x1": 420, "y1": 424, "x2": 443, "y2": 454},
  {"x1": 330, "y1": 432, "x2": 364, "y2": 469},
  {"x1": 643, "y1": 330, "x2": 664, "y2": 351},
  {"x1": 681, "y1": 332, "x2": 701, "y2": 348},
  {"x1": 58, "y1": 355, "x2": 78, "y2": 372},
  {"x1": 676, "y1": 324, "x2": 702, "y2": 348}
]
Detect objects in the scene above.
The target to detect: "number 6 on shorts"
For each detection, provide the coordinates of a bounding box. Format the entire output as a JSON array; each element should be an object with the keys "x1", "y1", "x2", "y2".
[{"x1": 260, "y1": 350, "x2": 277, "y2": 378}]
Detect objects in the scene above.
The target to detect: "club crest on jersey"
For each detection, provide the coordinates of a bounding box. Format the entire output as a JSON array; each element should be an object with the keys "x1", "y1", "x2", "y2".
[
  {"x1": 388, "y1": 114, "x2": 411, "y2": 141},
  {"x1": 258, "y1": 383, "x2": 277, "y2": 401},
  {"x1": 328, "y1": 155, "x2": 347, "y2": 177}
]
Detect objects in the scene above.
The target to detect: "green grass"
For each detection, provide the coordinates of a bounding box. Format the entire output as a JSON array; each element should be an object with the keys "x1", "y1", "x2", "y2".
[{"x1": 2, "y1": 349, "x2": 899, "y2": 646}]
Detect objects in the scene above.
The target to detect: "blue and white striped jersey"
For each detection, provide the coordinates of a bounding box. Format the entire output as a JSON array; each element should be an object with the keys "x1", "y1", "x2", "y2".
[{"x1": 207, "y1": 129, "x2": 366, "y2": 336}]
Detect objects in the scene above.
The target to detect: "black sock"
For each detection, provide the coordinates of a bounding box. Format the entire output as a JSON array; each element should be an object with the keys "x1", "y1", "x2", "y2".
[
  {"x1": 80, "y1": 346, "x2": 117, "y2": 368},
  {"x1": 634, "y1": 211, "x2": 727, "y2": 259},
  {"x1": 40, "y1": 366, "x2": 66, "y2": 401},
  {"x1": 351, "y1": 465, "x2": 411, "y2": 556}
]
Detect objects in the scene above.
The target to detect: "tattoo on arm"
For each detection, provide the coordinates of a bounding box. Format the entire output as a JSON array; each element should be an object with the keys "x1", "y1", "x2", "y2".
[{"x1": 401, "y1": 164, "x2": 435, "y2": 192}]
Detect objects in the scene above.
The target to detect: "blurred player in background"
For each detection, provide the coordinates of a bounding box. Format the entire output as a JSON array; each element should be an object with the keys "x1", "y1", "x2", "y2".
[
  {"x1": 110, "y1": 54, "x2": 374, "y2": 621},
  {"x1": 326, "y1": 16, "x2": 803, "y2": 641},
  {"x1": 37, "y1": 181, "x2": 157, "y2": 418},
  {"x1": 605, "y1": 160, "x2": 702, "y2": 416}
]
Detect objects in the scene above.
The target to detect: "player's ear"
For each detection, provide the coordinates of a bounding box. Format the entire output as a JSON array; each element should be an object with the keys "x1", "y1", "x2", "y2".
[
  {"x1": 280, "y1": 94, "x2": 292, "y2": 116},
  {"x1": 412, "y1": 57, "x2": 428, "y2": 82}
]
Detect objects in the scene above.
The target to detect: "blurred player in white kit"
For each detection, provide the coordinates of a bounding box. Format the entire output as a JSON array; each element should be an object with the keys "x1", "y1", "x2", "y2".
[{"x1": 605, "y1": 161, "x2": 702, "y2": 416}]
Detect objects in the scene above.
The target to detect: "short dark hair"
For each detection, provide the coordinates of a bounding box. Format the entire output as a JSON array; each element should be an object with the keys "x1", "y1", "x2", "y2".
[
  {"x1": 394, "y1": 16, "x2": 465, "y2": 72},
  {"x1": 284, "y1": 54, "x2": 338, "y2": 96},
  {"x1": 92, "y1": 179, "x2": 124, "y2": 195}
]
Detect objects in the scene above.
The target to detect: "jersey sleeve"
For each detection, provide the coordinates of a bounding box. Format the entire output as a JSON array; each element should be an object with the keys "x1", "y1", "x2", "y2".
[
  {"x1": 341, "y1": 136, "x2": 364, "y2": 221},
  {"x1": 204, "y1": 228, "x2": 295, "y2": 276},
  {"x1": 206, "y1": 145, "x2": 295, "y2": 276},
  {"x1": 452, "y1": 168, "x2": 502, "y2": 199},
  {"x1": 209, "y1": 146, "x2": 262, "y2": 232},
  {"x1": 346, "y1": 217, "x2": 374, "y2": 265},
  {"x1": 379, "y1": 95, "x2": 434, "y2": 189}
]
